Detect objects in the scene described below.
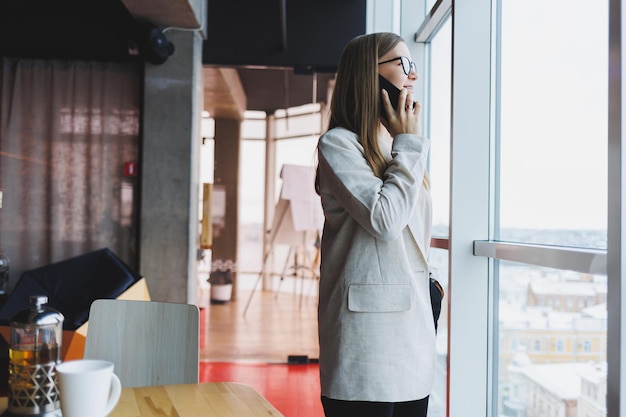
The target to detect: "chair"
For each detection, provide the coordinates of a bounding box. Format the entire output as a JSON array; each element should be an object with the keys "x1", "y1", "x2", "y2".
[
  {"x1": 83, "y1": 299, "x2": 200, "y2": 388},
  {"x1": 0, "y1": 248, "x2": 145, "y2": 330}
]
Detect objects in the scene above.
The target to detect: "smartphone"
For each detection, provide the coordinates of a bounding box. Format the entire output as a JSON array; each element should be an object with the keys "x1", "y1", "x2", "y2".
[{"x1": 378, "y1": 74, "x2": 416, "y2": 120}]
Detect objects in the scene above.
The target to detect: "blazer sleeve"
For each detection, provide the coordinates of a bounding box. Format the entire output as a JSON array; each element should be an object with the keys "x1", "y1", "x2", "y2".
[{"x1": 317, "y1": 128, "x2": 430, "y2": 241}]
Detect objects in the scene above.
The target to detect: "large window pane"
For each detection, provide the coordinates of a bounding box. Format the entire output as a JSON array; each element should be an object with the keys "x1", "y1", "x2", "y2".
[
  {"x1": 497, "y1": 261, "x2": 607, "y2": 417},
  {"x1": 239, "y1": 138, "x2": 266, "y2": 275},
  {"x1": 428, "y1": 18, "x2": 451, "y2": 237},
  {"x1": 238, "y1": 115, "x2": 267, "y2": 277},
  {"x1": 424, "y1": 13, "x2": 451, "y2": 417},
  {"x1": 498, "y1": 0, "x2": 608, "y2": 249},
  {"x1": 238, "y1": 108, "x2": 322, "y2": 283},
  {"x1": 497, "y1": 3, "x2": 609, "y2": 415}
]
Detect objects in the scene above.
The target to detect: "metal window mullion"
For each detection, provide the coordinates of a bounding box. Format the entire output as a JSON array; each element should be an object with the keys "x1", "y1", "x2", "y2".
[
  {"x1": 490, "y1": 2, "x2": 502, "y2": 413},
  {"x1": 607, "y1": 0, "x2": 624, "y2": 415},
  {"x1": 448, "y1": 0, "x2": 492, "y2": 415}
]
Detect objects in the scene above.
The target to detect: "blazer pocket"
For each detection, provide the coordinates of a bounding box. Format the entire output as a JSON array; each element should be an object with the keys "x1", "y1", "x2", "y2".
[{"x1": 348, "y1": 283, "x2": 411, "y2": 312}]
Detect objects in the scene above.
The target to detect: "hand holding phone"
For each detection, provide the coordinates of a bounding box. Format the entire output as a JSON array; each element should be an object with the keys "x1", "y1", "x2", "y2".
[
  {"x1": 379, "y1": 75, "x2": 416, "y2": 120},
  {"x1": 378, "y1": 74, "x2": 420, "y2": 136},
  {"x1": 379, "y1": 75, "x2": 401, "y2": 120}
]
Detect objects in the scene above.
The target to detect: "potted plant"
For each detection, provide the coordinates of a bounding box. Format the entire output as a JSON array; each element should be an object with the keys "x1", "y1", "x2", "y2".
[{"x1": 208, "y1": 260, "x2": 235, "y2": 304}]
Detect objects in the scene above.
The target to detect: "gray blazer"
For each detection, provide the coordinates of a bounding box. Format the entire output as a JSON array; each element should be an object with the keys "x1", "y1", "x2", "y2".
[{"x1": 317, "y1": 126, "x2": 436, "y2": 402}]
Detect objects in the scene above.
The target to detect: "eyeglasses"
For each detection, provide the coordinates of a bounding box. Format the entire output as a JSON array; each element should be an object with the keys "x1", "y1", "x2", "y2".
[{"x1": 377, "y1": 56, "x2": 417, "y2": 75}]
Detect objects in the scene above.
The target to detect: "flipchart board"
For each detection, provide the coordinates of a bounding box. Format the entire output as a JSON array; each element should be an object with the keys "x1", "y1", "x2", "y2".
[
  {"x1": 243, "y1": 164, "x2": 323, "y2": 315},
  {"x1": 268, "y1": 164, "x2": 323, "y2": 246}
]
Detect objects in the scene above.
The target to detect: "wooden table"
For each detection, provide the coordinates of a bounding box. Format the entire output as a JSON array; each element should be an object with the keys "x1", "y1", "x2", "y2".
[{"x1": 0, "y1": 382, "x2": 285, "y2": 417}]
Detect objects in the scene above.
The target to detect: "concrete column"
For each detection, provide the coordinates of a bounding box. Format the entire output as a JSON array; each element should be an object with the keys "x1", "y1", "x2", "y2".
[
  {"x1": 139, "y1": 29, "x2": 204, "y2": 304},
  {"x1": 211, "y1": 118, "x2": 241, "y2": 300}
]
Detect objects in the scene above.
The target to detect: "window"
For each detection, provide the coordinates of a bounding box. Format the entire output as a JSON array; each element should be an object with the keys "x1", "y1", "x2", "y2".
[
  {"x1": 419, "y1": 4, "x2": 452, "y2": 416},
  {"x1": 497, "y1": 263, "x2": 606, "y2": 415},
  {"x1": 428, "y1": 248, "x2": 448, "y2": 417},
  {"x1": 497, "y1": 0, "x2": 608, "y2": 248},
  {"x1": 556, "y1": 340, "x2": 564, "y2": 352},
  {"x1": 412, "y1": 0, "x2": 611, "y2": 415},
  {"x1": 428, "y1": 17, "x2": 452, "y2": 238},
  {"x1": 492, "y1": 0, "x2": 609, "y2": 395},
  {"x1": 235, "y1": 106, "x2": 323, "y2": 278}
]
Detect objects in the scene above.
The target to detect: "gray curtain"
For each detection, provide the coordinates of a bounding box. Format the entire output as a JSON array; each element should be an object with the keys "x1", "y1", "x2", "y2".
[{"x1": 0, "y1": 58, "x2": 141, "y2": 291}]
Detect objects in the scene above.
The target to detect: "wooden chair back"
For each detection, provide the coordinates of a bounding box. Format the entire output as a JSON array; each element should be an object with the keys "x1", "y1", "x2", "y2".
[{"x1": 83, "y1": 299, "x2": 199, "y2": 388}]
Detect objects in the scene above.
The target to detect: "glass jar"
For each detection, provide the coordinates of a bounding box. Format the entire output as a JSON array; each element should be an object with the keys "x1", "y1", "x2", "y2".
[{"x1": 7, "y1": 295, "x2": 64, "y2": 416}]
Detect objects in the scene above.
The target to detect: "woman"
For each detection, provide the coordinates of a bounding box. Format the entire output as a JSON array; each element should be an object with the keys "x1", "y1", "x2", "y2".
[{"x1": 315, "y1": 32, "x2": 436, "y2": 417}]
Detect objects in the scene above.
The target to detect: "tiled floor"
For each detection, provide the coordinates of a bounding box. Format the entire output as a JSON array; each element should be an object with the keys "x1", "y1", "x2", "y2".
[{"x1": 200, "y1": 361, "x2": 324, "y2": 417}]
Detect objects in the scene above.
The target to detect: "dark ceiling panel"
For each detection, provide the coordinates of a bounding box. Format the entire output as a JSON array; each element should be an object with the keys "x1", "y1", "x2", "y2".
[
  {"x1": 0, "y1": 0, "x2": 140, "y2": 62},
  {"x1": 0, "y1": 0, "x2": 345, "y2": 114},
  {"x1": 203, "y1": 0, "x2": 361, "y2": 113},
  {"x1": 203, "y1": 0, "x2": 366, "y2": 71}
]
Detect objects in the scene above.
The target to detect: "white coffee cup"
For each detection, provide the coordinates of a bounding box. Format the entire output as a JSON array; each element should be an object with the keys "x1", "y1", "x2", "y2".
[{"x1": 56, "y1": 359, "x2": 122, "y2": 417}]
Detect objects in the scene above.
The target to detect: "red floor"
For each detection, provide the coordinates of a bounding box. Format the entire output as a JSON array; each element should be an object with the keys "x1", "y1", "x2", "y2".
[{"x1": 200, "y1": 361, "x2": 324, "y2": 417}]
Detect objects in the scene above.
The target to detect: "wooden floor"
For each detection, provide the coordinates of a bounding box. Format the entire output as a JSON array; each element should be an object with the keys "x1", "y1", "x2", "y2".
[
  {"x1": 197, "y1": 279, "x2": 323, "y2": 417},
  {"x1": 199, "y1": 280, "x2": 319, "y2": 363}
]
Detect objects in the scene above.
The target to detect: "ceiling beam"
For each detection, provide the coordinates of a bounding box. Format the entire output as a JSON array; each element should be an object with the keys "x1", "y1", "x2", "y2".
[
  {"x1": 121, "y1": 0, "x2": 204, "y2": 30},
  {"x1": 203, "y1": 67, "x2": 247, "y2": 120}
]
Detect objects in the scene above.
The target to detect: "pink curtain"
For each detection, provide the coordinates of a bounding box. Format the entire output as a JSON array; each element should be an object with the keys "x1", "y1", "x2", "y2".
[{"x1": 0, "y1": 58, "x2": 141, "y2": 291}]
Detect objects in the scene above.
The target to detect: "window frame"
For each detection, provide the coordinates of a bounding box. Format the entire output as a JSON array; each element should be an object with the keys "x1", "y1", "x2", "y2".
[{"x1": 411, "y1": 0, "x2": 620, "y2": 415}]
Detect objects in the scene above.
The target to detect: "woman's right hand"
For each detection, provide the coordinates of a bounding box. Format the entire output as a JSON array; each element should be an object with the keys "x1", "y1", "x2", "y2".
[{"x1": 380, "y1": 87, "x2": 421, "y2": 137}]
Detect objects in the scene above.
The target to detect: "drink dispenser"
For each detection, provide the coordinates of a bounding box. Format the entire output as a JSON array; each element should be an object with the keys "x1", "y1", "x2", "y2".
[{"x1": 7, "y1": 296, "x2": 64, "y2": 417}]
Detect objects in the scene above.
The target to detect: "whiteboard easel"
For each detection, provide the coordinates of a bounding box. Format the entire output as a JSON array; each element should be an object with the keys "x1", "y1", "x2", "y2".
[{"x1": 243, "y1": 164, "x2": 323, "y2": 316}]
